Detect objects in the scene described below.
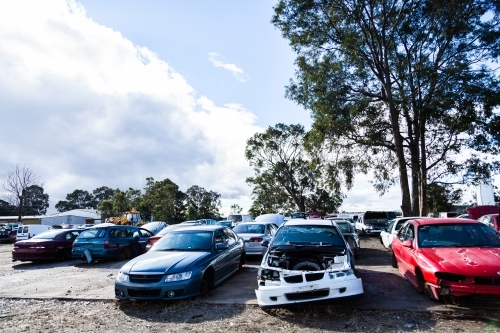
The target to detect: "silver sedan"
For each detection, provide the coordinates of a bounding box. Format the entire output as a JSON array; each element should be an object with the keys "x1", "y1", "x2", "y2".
[{"x1": 232, "y1": 222, "x2": 278, "y2": 255}]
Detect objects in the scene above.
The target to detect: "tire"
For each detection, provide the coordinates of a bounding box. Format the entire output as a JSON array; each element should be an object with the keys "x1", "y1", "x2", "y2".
[
  {"x1": 56, "y1": 251, "x2": 65, "y2": 261},
  {"x1": 391, "y1": 252, "x2": 398, "y2": 268},
  {"x1": 200, "y1": 270, "x2": 214, "y2": 296},
  {"x1": 238, "y1": 253, "x2": 245, "y2": 270},
  {"x1": 119, "y1": 247, "x2": 131, "y2": 260},
  {"x1": 416, "y1": 270, "x2": 425, "y2": 293}
]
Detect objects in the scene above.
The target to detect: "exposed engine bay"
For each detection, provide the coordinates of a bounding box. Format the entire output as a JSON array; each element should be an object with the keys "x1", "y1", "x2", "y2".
[{"x1": 265, "y1": 248, "x2": 347, "y2": 271}]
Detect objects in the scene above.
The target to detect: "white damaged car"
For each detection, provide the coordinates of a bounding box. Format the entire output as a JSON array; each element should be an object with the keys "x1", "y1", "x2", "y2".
[{"x1": 255, "y1": 219, "x2": 363, "y2": 307}]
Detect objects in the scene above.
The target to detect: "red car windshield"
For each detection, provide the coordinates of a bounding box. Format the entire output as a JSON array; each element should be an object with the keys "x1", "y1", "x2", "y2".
[{"x1": 418, "y1": 223, "x2": 499, "y2": 248}]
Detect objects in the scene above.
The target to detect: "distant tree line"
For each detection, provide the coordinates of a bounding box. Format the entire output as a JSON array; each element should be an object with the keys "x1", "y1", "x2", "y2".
[{"x1": 54, "y1": 178, "x2": 222, "y2": 224}]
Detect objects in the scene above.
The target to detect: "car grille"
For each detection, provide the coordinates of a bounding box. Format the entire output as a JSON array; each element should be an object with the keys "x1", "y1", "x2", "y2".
[
  {"x1": 129, "y1": 274, "x2": 164, "y2": 284},
  {"x1": 474, "y1": 278, "x2": 500, "y2": 286},
  {"x1": 127, "y1": 289, "x2": 162, "y2": 298},
  {"x1": 284, "y1": 275, "x2": 303, "y2": 283},
  {"x1": 305, "y1": 273, "x2": 324, "y2": 282},
  {"x1": 285, "y1": 289, "x2": 330, "y2": 301}
]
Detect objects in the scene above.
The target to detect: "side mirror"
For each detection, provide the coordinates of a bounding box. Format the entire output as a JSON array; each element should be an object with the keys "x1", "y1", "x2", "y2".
[
  {"x1": 261, "y1": 239, "x2": 270, "y2": 247},
  {"x1": 402, "y1": 240, "x2": 413, "y2": 248},
  {"x1": 216, "y1": 243, "x2": 229, "y2": 251}
]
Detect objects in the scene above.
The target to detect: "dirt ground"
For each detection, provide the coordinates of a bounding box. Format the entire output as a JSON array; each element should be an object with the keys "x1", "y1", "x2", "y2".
[
  {"x1": 1, "y1": 235, "x2": 499, "y2": 332},
  {"x1": 1, "y1": 298, "x2": 500, "y2": 332}
]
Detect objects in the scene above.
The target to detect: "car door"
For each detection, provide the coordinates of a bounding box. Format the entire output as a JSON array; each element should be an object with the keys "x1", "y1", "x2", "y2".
[
  {"x1": 224, "y1": 227, "x2": 243, "y2": 271},
  {"x1": 397, "y1": 222, "x2": 417, "y2": 284},
  {"x1": 137, "y1": 228, "x2": 153, "y2": 251},
  {"x1": 213, "y1": 229, "x2": 232, "y2": 282}
]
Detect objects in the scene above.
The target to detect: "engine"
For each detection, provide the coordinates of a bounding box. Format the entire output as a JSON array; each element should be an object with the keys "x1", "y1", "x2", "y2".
[{"x1": 266, "y1": 250, "x2": 341, "y2": 271}]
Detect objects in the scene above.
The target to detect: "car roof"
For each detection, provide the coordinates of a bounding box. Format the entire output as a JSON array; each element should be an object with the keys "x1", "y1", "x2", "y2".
[
  {"x1": 170, "y1": 225, "x2": 224, "y2": 232},
  {"x1": 235, "y1": 221, "x2": 275, "y2": 225},
  {"x1": 413, "y1": 218, "x2": 480, "y2": 225},
  {"x1": 283, "y1": 218, "x2": 336, "y2": 226}
]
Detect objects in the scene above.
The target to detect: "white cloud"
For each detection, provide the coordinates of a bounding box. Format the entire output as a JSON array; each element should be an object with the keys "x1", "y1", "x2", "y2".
[
  {"x1": 0, "y1": 0, "x2": 259, "y2": 214},
  {"x1": 208, "y1": 52, "x2": 248, "y2": 82}
]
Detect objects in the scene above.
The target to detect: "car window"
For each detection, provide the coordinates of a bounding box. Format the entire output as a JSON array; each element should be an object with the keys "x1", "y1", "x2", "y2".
[
  {"x1": 215, "y1": 230, "x2": 226, "y2": 243},
  {"x1": 110, "y1": 228, "x2": 128, "y2": 238},
  {"x1": 272, "y1": 225, "x2": 344, "y2": 246},
  {"x1": 31, "y1": 230, "x2": 61, "y2": 239},
  {"x1": 153, "y1": 231, "x2": 213, "y2": 251},
  {"x1": 336, "y1": 223, "x2": 352, "y2": 233},
  {"x1": 138, "y1": 229, "x2": 153, "y2": 238},
  {"x1": 223, "y1": 228, "x2": 237, "y2": 245},
  {"x1": 79, "y1": 228, "x2": 106, "y2": 238},
  {"x1": 233, "y1": 224, "x2": 266, "y2": 234},
  {"x1": 402, "y1": 224, "x2": 415, "y2": 241}
]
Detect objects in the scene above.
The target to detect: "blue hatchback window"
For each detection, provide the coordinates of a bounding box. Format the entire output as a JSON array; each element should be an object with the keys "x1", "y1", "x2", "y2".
[{"x1": 80, "y1": 228, "x2": 106, "y2": 238}]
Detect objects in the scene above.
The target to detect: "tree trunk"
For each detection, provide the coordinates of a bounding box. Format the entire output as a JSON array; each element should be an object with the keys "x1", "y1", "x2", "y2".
[
  {"x1": 17, "y1": 189, "x2": 25, "y2": 222},
  {"x1": 419, "y1": 124, "x2": 428, "y2": 216}
]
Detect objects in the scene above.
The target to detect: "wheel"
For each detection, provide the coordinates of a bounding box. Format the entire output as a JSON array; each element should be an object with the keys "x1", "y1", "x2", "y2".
[
  {"x1": 416, "y1": 270, "x2": 425, "y2": 293},
  {"x1": 56, "y1": 251, "x2": 65, "y2": 261},
  {"x1": 238, "y1": 253, "x2": 245, "y2": 270},
  {"x1": 391, "y1": 252, "x2": 398, "y2": 268},
  {"x1": 200, "y1": 270, "x2": 214, "y2": 296},
  {"x1": 119, "y1": 247, "x2": 131, "y2": 260}
]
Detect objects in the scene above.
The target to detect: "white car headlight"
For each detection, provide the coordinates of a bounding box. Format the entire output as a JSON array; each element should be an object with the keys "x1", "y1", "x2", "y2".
[
  {"x1": 165, "y1": 271, "x2": 192, "y2": 282},
  {"x1": 116, "y1": 271, "x2": 129, "y2": 283}
]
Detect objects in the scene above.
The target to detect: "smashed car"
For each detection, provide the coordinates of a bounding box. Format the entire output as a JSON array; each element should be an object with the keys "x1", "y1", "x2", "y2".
[{"x1": 255, "y1": 219, "x2": 363, "y2": 307}]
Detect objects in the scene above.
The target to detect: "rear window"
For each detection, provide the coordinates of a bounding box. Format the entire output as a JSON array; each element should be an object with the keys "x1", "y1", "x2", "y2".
[
  {"x1": 364, "y1": 212, "x2": 388, "y2": 219},
  {"x1": 228, "y1": 215, "x2": 242, "y2": 222},
  {"x1": 79, "y1": 228, "x2": 106, "y2": 238},
  {"x1": 31, "y1": 230, "x2": 62, "y2": 239},
  {"x1": 233, "y1": 224, "x2": 266, "y2": 234}
]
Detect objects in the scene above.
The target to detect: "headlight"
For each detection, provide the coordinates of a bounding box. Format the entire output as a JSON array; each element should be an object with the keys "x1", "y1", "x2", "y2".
[
  {"x1": 116, "y1": 271, "x2": 129, "y2": 283},
  {"x1": 165, "y1": 271, "x2": 192, "y2": 282},
  {"x1": 435, "y1": 272, "x2": 465, "y2": 282}
]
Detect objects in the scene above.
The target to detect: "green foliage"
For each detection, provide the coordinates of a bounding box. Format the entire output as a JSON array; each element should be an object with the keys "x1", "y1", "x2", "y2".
[
  {"x1": 22, "y1": 185, "x2": 49, "y2": 215},
  {"x1": 246, "y1": 123, "x2": 343, "y2": 213},
  {"x1": 141, "y1": 177, "x2": 178, "y2": 223},
  {"x1": 92, "y1": 186, "x2": 114, "y2": 207},
  {"x1": 185, "y1": 205, "x2": 198, "y2": 221},
  {"x1": 426, "y1": 184, "x2": 463, "y2": 216},
  {"x1": 0, "y1": 200, "x2": 17, "y2": 216},
  {"x1": 230, "y1": 204, "x2": 243, "y2": 214},
  {"x1": 185, "y1": 185, "x2": 221, "y2": 219},
  {"x1": 273, "y1": 0, "x2": 500, "y2": 216},
  {"x1": 55, "y1": 189, "x2": 95, "y2": 212}
]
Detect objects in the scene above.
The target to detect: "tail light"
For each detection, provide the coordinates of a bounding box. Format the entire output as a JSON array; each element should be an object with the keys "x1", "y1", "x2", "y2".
[
  {"x1": 104, "y1": 240, "x2": 109, "y2": 249},
  {"x1": 250, "y1": 237, "x2": 263, "y2": 242}
]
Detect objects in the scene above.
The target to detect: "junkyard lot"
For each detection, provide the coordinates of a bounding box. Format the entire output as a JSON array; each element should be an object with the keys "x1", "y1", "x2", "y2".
[
  {"x1": 0, "y1": 236, "x2": 466, "y2": 310},
  {"x1": 1, "y1": 236, "x2": 500, "y2": 332}
]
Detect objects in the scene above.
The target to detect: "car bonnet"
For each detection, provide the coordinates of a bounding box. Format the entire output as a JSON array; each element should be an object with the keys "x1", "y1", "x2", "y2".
[
  {"x1": 120, "y1": 251, "x2": 209, "y2": 274},
  {"x1": 420, "y1": 247, "x2": 500, "y2": 276}
]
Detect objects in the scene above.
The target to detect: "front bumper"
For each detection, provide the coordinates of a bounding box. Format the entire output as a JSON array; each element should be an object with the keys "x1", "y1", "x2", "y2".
[
  {"x1": 114, "y1": 277, "x2": 201, "y2": 300},
  {"x1": 255, "y1": 271, "x2": 363, "y2": 307}
]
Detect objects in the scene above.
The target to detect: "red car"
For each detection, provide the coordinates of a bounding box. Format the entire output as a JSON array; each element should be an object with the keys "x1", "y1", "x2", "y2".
[
  {"x1": 391, "y1": 218, "x2": 500, "y2": 305},
  {"x1": 12, "y1": 229, "x2": 82, "y2": 262}
]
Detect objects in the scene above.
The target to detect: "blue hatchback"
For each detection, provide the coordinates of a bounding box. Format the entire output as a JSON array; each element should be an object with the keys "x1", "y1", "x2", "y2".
[{"x1": 72, "y1": 224, "x2": 153, "y2": 261}]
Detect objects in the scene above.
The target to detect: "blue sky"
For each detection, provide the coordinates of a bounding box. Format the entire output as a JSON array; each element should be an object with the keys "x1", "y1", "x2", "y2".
[{"x1": 0, "y1": 0, "x2": 419, "y2": 216}]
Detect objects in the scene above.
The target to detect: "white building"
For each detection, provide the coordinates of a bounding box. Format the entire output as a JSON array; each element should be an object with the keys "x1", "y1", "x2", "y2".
[{"x1": 41, "y1": 209, "x2": 101, "y2": 227}]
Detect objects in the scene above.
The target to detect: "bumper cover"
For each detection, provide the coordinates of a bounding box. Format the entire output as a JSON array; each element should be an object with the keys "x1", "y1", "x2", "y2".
[{"x1": 255, "y1": 272, "x2": 363, "y2": 306}]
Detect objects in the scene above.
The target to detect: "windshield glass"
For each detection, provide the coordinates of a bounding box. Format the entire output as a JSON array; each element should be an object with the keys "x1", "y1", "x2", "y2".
[
  {"x1": 335, "y1": 223, "x2": 352, "y2": 233},
  {"x1": 364, "y1": 212, "x2": 388, "y2": 219},
  {"x1": 31, "y1": 230, "x2": 62, "y2": 239},
  {"x1": 272, "y1": 225, "x2": 344, "y2": 246},
  {"x1": 227, "y1": 215, "x2": 242, "y2": 222},
  {"x1": 153, "y1": 231, "x2": 213, "y2": 251},
  {"x1": 418, "y1": 223, "x2": 500, "y2": 248},
  {"x1": 79, "y1": 228, "x2": 106, "y2": 239},
  {"x1": 233, "y1": 224, "x2": 266, "y2": 234}
]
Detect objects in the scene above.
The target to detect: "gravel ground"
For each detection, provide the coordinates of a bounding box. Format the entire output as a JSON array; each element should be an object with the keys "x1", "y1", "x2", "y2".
[{"x1": 1, "y1": 298, "x2": 499, "y2": 332}]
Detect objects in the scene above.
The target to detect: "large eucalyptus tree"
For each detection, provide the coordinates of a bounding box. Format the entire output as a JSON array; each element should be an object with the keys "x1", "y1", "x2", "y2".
[{"x1": 273, "y1": 0, "x2": 500, "y2": 216}]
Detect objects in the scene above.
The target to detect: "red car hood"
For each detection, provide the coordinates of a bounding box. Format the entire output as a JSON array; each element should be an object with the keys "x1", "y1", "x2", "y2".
[{"x1": 421, "y1": 247, "x2": 500, "y2": 277}]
